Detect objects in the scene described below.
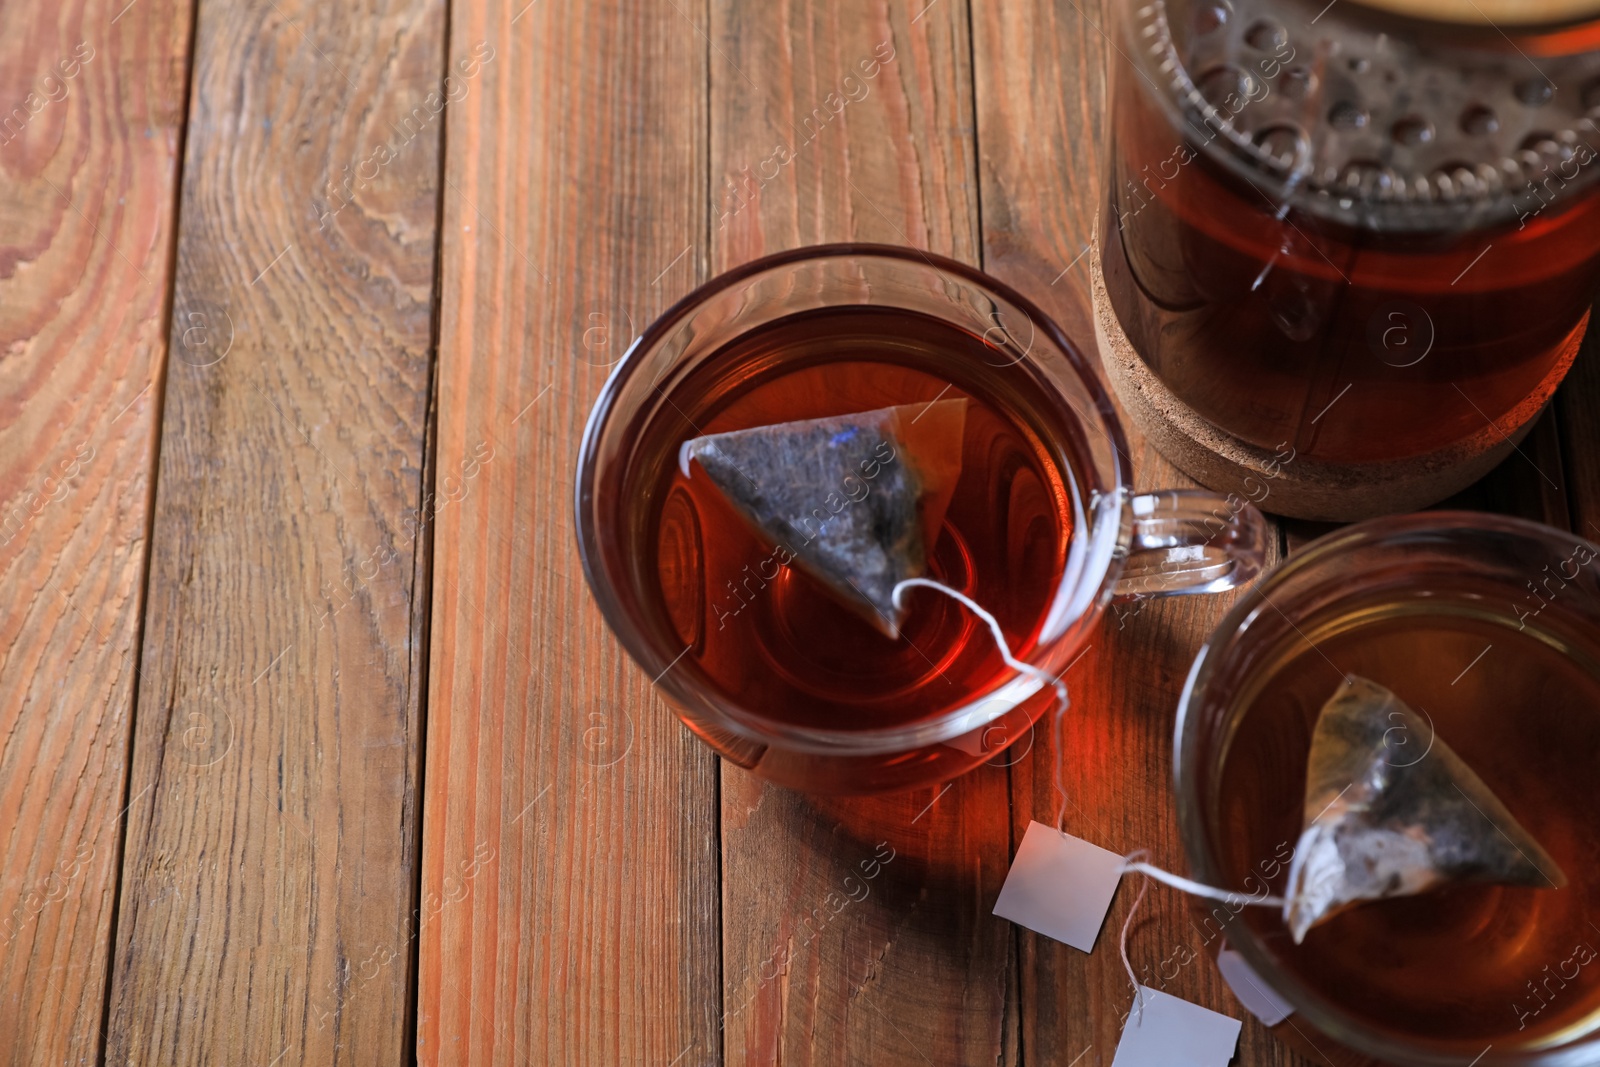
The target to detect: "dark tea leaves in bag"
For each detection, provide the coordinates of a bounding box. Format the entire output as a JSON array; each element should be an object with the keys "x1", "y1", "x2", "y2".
[
  {"x1": 679, "y1": 399, "x2": 967, "y2": 637},
  {"x1": 1284, "y1": 675, "x2": 1567, "y2": 943}
]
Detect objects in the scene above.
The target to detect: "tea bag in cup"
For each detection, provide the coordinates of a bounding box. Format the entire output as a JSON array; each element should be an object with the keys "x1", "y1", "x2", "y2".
[
  {"x1": 1284, "y1": 675, "x2": 1568, "y2": 943},
  {"x1": 679, "y1": 399, "x2": 968, "y2": 638}
]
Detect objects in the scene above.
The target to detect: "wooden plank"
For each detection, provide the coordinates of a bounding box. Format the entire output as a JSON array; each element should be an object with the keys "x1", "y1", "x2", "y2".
[
  {"x1": 969, "y1": 2, "x2": 1305, "y2": 1066},
  {"x1": 101, "y1": 0, "x2": 446, "y2": 1060},
  {"x1": 1445, "y1": 408, "x2": 1569, "y2": 528},
  {"x1": 414, "y1": 1, "x2": 721, "y2": 1064},
  {"x1": 0, "y1": 1, "x2": 191, "y2": 1062},
  {"x1": 712, "y1": 1, "x2": 978, "y2": 265},
  {"x1": 708, "y1": 4, "x2": 1018, "y2": 1066}
]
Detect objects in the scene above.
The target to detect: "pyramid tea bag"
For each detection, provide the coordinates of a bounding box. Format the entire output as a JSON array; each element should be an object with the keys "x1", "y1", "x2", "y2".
[
  {"x1": 1283, "y1": 675, "x2": 1567, "y2": 943},
  {"x1": 679, "y1": 399, "x2": 968, "y2": 637}
]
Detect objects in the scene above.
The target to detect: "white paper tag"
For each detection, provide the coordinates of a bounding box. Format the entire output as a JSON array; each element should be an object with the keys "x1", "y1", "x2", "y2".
[
  {"x1": 1216, "y1": 946, "x2": 1294, "y2": 1026},
  {"x1": 992, "y1": 820, "x2": 1124, "y2": 952},
  {"x1": 1110, "y1": 986, "x2": 1242, "y2": 1067}
]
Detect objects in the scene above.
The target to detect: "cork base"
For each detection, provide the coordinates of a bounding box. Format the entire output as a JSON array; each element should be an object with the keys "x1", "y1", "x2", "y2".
[{"x1": 1089, "y1": 244, "x2": 1581, "y2": 522}]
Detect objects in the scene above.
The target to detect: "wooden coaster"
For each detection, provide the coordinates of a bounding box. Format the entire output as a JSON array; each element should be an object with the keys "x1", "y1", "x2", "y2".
[
  {"x1": 1348, "y1": 0, "x2": 1600, "y2": 25},
  {"x1": 1088, "y1": 243, "x2": 1579, "y2": 522}
]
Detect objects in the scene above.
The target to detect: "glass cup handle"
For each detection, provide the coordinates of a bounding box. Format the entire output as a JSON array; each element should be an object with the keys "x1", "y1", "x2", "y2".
[{"x1": 1112, "y1": 489, "x2": 1268, "y2": 598}]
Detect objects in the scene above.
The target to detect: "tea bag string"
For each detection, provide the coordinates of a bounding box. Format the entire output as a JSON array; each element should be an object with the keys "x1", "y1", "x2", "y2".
[
  {"x1": 1116, "y1": 848, "x2": 1285, "y2": 1023},
  {"x1": 891, "y1": 578, "x2": 1074, "y2": 830},
  {"x1": 892, "y1": 578, "x2": 1287, "y2": 1025}
]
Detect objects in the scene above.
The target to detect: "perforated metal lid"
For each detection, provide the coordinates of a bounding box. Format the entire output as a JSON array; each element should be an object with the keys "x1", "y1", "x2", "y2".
[{"x1": 1141, "y1": 0, "x2": 1600, "y2": 229}]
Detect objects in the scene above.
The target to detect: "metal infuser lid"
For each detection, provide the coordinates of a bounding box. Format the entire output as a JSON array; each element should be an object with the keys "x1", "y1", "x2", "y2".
[{"x1": 1141, "y1": 0, "x2": 1600, "y2": 230}]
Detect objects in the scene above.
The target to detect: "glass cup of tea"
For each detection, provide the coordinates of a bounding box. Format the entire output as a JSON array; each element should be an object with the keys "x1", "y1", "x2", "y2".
[
  {"x1": 1098, "y1": 0, "x2": 1600, "y2": 519},
  {"x1": 1175, "y1": 512, "x2": 1600, "y2": 1065},
  {"x1": 575, "y1": 244, "x2": 1267, "y2": 794}
]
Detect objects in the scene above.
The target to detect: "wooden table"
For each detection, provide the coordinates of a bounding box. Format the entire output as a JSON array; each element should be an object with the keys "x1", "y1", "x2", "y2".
[{"x1": 3, "y1": 0, "x2": 1595, "y2": 1063}]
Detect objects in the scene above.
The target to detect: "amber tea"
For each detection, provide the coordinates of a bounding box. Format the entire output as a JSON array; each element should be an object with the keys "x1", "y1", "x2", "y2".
[{"x1": 621, "y1": 306, "x2": 1078, "y2": 787}]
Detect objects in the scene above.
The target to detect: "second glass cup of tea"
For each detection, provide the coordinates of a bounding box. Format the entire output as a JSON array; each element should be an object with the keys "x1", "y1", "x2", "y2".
[
  {"x1": 1175, "y1": 513, "x2": 1600, "y2": 1065},
  {"x1": 576, "y1": 244, "x2": 1266, "y2": 793}
]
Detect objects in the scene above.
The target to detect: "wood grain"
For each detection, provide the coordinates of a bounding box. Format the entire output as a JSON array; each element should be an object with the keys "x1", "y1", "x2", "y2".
[
  {"x1": 0, "y1": 0, "x2": 190, "y2": 1062},
  {"x1": 414, "y1": 1, "x2": 721, "y2": 1064},
  {"x1": 707, "y1": 3, "x2": 1021, "y2": 1065},
  {"x1": 970, "y1": 2, "x2": 1304, "y2": 1065},
  {"x1": 101, "y1": 0, "x2": 445, "y2": 1061},
  {"x1": 0, "y1": 0, "x2": 1587, "y2": 1062},
  {"x1": 711, "y1": 2, "x2": 978, "y2": 265}
]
